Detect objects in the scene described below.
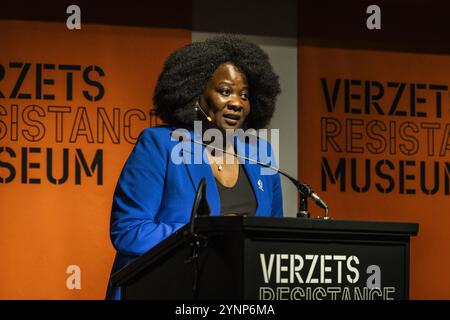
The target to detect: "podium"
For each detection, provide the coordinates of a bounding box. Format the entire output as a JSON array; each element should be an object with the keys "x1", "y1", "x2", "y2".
[{"x1": 111, "y1": 216, "x2": 418, "y2": 300}]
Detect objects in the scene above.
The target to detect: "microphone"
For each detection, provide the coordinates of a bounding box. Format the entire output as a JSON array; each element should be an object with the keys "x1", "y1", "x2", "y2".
[
  {"x1": 185, "y1": 177, "x2": 210, "y2": 298},
  {"x1": 189, "y1": 138, "x2": 329, "y2": 218},
  {"x1": 188, "y1": 177, "x2": 211, "y2": 234}
]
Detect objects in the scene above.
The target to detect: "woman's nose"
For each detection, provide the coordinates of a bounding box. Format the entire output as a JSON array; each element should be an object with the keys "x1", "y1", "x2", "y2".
[{"x1": 227, "y1": 96, "x2": 244, "y2": 111}]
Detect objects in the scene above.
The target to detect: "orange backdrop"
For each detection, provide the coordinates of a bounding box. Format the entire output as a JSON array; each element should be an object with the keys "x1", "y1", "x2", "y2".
[
  {"x1": 0, "y1": 20, "x2": 190, "y2": 299},
  {"x1": 299, "y1": 45, "x2": 450, "y2": 299}
]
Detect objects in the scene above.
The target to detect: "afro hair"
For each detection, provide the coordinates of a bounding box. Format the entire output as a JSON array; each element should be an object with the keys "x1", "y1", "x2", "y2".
[{"x1": 153, "y1": 35, "x2": 281, "y2": 129}]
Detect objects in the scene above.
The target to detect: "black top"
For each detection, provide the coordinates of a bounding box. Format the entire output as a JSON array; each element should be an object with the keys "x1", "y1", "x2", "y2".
[{"x1": 216, "y1": 165, "x2": 257, "y2": 216}]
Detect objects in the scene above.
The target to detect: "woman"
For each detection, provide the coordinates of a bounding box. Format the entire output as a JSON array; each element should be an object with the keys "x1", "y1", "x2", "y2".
[{"x1": 106, "y1": 35, "x2": 283, "y2": 299}]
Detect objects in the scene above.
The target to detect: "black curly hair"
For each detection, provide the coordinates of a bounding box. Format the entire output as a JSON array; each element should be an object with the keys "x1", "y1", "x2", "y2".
[{"x1": 153, "y1": 35, "x2": 281, "y2": 130}]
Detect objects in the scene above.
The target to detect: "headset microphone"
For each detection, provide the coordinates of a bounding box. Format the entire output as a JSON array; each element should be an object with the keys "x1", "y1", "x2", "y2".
[{"x1": 195, "y1": 103, "x2": 212, "y2": 122}]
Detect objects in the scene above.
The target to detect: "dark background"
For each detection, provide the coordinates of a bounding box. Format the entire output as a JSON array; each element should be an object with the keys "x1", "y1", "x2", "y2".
[{"x1": 2, "y1": 0, "x2": 450, "y2": 53}]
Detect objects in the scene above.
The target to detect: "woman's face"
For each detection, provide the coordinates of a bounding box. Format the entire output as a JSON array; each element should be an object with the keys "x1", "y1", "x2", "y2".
[{"x1": 199, "y1": 63, "x2": 250, "y2": 132}]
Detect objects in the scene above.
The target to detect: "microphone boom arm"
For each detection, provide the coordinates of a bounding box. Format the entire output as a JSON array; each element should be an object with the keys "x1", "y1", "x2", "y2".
[{"x1": 191, "y1": 139, "x2": 330, "y2": 219}]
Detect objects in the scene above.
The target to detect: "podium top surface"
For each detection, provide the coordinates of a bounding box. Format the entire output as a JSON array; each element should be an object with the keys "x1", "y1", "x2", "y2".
[{"x1": 192, "y1": 216, "x2": 419, "y2": 236}]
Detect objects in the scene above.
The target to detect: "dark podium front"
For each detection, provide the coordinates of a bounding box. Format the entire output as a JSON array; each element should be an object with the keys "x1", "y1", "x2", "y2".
[{"x1": 111, "y1": 216, "x2": 418, "y2": 300}]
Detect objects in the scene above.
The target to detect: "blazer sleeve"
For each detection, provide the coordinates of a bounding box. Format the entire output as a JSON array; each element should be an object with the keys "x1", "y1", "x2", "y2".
[{"x1": 110, "y1": 128, "x2": 185, "y2": 256}]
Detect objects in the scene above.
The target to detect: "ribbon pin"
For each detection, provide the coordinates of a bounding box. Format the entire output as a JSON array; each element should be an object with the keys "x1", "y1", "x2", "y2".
[{"x1": 257, "y1": 179, "x2": 264, "y2": 192}]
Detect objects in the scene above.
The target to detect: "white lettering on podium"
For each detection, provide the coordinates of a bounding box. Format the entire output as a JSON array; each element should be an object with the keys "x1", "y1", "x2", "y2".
[
  {"x1": 259, "y1": 286, "x2": 396, "y2": 300},
  {"x1": 305, "y1": 255, "x2": 319, "y2": 284},
  {"x1": 289, "y1": 254, "x2": 304, "y2": 284},
  {"x1": 260, "y1": 253, "x2": 275, "y2": 283},
  {"x1": 320, "y1": 255, "x2": 332, "y2": 284},
  {"x1": 276, "y1": 254, "x2": 289, "y2": 284},
  {"x1": 334, "y1": 255, "x2": 346, "y2": 284},
  {"x1": 347, "y1": 256, "x2": 360, "y2": 283},
  {"x1": 259, "y1": 254, "x2": 361, "y2": 285}
]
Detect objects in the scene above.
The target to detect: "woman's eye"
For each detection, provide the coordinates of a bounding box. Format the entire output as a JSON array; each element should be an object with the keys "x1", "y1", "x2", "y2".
[
  {"x1": 241, "y1": 92, "x2": 249, "y2": 100},
  {"x1": 220, "y1": 89, "x2": 231, "y2": 96}
]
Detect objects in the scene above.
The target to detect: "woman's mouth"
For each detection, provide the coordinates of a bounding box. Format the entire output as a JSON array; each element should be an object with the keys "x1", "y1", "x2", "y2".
[{"x1": 223, "y1": 114, "x2": 241, "y2": 126}]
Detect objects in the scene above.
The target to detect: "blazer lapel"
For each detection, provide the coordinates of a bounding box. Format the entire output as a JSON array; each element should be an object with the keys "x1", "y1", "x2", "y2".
[{"x1": 180, "y1": 130, "x2": 221, "y2": 216}]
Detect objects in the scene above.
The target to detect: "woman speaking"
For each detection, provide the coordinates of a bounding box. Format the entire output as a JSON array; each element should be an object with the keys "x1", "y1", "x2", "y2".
[{"x1": 106, "y1": 35, "x2": 283, "y2": 299}]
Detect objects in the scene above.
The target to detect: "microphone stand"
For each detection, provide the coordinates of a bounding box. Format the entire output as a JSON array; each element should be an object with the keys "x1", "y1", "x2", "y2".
[
  {"x1": 188, "y1": 138, "x2": 330, "y2": 219},
  {"x1": 184, "y1": 178, "x2": 210, "y2": 299},
  {"x1": 298, "y1": 186, "x2": 310, "y2": 218},
  {"x1": 274, "y1": 170, "x2": 312, "y2": 218}
]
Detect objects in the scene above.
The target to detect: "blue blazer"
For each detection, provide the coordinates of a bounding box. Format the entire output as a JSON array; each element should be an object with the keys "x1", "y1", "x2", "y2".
[{"x1": 106, "y1": 126, "x2": 283, "y2": 299}]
